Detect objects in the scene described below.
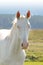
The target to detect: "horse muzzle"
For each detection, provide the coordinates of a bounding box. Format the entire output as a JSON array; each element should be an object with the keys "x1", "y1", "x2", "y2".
[{"x1": 21, "y1": 41, "x2": 28, "y2": 49}]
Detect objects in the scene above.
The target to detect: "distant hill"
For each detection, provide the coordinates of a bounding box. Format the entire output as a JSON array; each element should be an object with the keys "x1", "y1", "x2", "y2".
[
  {"x1": 0, "y1": 14, "x2": 15, "y2": 29},
  {"x1": 30, "y1": 15, "x2": 43, "y2": 29},
  {"x1": 0, "y1": 14, "x2": 43, "y2": 29}
]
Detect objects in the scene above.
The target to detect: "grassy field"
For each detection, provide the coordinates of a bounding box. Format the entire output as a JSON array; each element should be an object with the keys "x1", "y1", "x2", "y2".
[
  {"x1": 24, "y1": 30, "x2": 43, "y2": 65},
  {"x1": 25, "y1": 43, "x2": 43, "y2": 62},
  {"x1": 24, "y1": 62, "x2": 43, "y2": 65},
  {"x1": 29, "y1": 30, "x2": 43, "y2": 43}
]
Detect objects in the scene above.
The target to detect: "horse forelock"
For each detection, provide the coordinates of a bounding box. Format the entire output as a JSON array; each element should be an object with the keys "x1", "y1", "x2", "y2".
[
  {"x1": 20, "y1": 15, "x2": 25, "y2": 19},
  {"x1": 13, "y1": 15, "x2": 25, "y2": 24}
]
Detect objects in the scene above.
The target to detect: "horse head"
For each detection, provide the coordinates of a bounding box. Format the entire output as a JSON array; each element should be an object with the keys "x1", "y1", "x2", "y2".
[{"x1": 13, "y1": 11, "x2": 31, "y2": 49}]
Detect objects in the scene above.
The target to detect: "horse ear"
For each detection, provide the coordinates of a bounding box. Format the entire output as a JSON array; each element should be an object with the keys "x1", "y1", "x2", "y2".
[
  {"x1": 16, "y1": 11, "x2": 20, "y2": 19},
  {"x1": 26, "y1": 10, "x2": 31, "y2": 19}
]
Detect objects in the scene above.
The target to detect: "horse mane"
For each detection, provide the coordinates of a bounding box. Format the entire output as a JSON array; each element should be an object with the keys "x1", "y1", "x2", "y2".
[{"x1": 9, "y1": 18, "x2": 21, "y2": 54}]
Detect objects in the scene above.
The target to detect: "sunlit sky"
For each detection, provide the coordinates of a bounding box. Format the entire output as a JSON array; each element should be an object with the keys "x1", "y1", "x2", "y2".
[{"x1": 0, "y1": 0, "x2": 43, "y2": 15}]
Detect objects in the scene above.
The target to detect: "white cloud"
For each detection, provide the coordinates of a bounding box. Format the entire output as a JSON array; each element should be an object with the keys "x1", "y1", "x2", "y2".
[
  {"x1": 0, "y1": 0, "x2": 43, "y2": 7},
  {"x1": 0, "y1": 0, "x2": 43, "y2": 15}
]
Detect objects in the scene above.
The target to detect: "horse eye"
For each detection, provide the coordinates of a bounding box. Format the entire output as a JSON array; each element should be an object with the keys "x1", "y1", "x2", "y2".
[{"x1": 17, "y1": 26, "x2": 21, "y2": 30}]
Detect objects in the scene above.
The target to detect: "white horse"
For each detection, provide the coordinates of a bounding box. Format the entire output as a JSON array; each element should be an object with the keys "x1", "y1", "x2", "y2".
[{"x1": 0, "y1": 11, "x2": 31, "y2": 65}]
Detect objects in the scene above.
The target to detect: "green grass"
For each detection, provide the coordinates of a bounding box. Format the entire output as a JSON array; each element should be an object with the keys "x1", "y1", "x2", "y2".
[
  {"x1": 25, "y1": 43, "x2": 43, "y2": 62},
  {"x1": 24, "y1": 30, "x2": 43, "y2": 62},
  {"x1": 24, "y1": 62, "x2": 43, "y2": 65},
  {"x1": 24, "y1": 30, "x2": 43, "y2": 65},
  {"x1": 29, "y1": 30, "x2": 43, "y2": 43}
]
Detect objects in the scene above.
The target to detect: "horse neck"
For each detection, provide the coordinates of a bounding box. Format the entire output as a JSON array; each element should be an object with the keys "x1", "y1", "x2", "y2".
[{"x1": 9, "y1": 24, "x2": 21, "y2": 54}]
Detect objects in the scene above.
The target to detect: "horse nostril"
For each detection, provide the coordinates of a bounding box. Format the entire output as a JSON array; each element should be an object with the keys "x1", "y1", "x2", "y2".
[{"x1": 21, "y1": 43, "x2": 23, "y2": 47}]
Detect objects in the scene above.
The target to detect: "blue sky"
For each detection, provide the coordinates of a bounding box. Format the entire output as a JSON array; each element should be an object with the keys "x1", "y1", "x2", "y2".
[{"x1": 0, "y1": 0, "x2": 43, "y2": 15}]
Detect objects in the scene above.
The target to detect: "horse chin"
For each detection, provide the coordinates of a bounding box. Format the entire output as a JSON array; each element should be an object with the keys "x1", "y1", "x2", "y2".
[{"x1": 22, "y1": 45, "x2": 28, "y2": 49}]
